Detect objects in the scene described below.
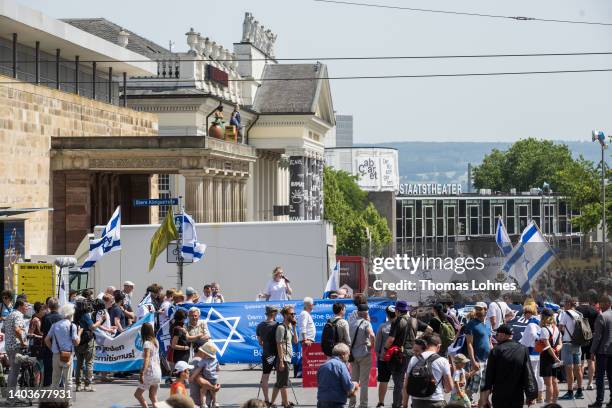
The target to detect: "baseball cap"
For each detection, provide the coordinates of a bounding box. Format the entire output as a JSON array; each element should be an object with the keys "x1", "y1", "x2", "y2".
[
  {"x1": 474, "y1": 302, "x2": 488, "y2": 309},
  {"x1": 395, "y1": 300, "x2": 409, "y2": 312},
  {"x1": 453, "y1": 353, "x2": 470, "y2": 364},
  {"x1": 173, "y1": 361, "x2": 194, "y2": 373},
  {"x1": 185, "y1": 287, "x2": 196, "y2": 296},
  {"x1": 357, "y1": 303, "x2": 369, "y2": 312},
  {"x1": 123, "y1": 281, "x2": 134, "y2": 287},
  {"x1": 497, "y1": 324, "x2": 513, "y2": 336}
]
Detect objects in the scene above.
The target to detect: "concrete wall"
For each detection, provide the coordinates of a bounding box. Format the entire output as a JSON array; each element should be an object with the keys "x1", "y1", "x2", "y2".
[
  {"x1": 93, "y1": 221, "x2": 335, "y2": 302},
  {"x1": 0, "y1": 74, "x2": 158, "y2": 256}
]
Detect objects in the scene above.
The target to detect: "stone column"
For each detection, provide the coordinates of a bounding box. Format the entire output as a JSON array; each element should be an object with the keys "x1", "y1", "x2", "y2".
[
  {"x1": 203, "y1": 174, "x2": 214, "y2": 223},
  {"x1": 239, "y1": 179, "x2": 248, "y2": 221},
  {"x1": 272, "y1": 157, "x2": 278, "y2": 217},
  {"x1": 231, "y1": 180, "x2": 240, "y2": 221},
  {"x1": 288, "y1": 155, "x2": 305, "y2": 220},
  {"x1": 223, "y1": 177, "x2": 231, "y2": 222},
  {"x1": 213, "y1": 175, "x2": 223, "y2": 222},
  {"x1": 182, "y1": 171, "x2": 205, "y2": 222}
]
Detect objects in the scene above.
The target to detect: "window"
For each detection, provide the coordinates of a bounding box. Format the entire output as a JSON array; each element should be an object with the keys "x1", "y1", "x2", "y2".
[
  {"x1": 532, "y1": 200, "x2": 540, "y2": 216},
  {"x1": 425, "y1": 206, "x2": 434, "y2": 237},
  {"x1": 469, "y1": 206, "x2": 479, "y2": 235},
  {"x1": 405, "y1": 207, "x2": 413, "y2": 239},
  {"x1": 518, "y1": 205, "x2": 529, "y2": 230},
  {"x1": 158, "y1": 174, "x2": 171, "y2": 220},
  {"x1": 493, "y1": 205, "x2": 503, "y2": 218},
  {"x1": 507, "y1": 200, "x2": 515, "y2": 216},
  {"x1": 446, "y1": 206, "x2": 456, "y2": 236},
  {"x1": 482, "y1": 200, "x2": 490, "y2": 217},
  {"x1": 396, "y1": 219, "x2": 404, "y2": 238}
]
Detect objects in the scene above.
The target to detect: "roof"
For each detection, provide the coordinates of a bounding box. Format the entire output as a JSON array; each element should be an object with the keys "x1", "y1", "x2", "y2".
[
  {"x1": 62, "y1": 18, "x2": 174, "y2": 60},
  {"x1": 253, "y1": 63, "x2": 327, "y2": 114}
]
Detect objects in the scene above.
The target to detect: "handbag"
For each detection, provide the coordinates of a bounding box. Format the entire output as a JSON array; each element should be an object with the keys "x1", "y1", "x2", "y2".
[
  {"x1": 53, "y1": 323, "x2": 73, "y2": 364},
  {"x1": 349, "y1": 320, "x2": 366, "y2": 363},
  {"x1": 166, "y1": 346, "x2": 175, "y2": 363}
]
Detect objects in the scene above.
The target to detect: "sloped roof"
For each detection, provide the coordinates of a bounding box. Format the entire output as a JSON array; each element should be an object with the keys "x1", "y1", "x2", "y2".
[
  {"x1": 253, "y1": 63, "x2": 328, "y2": 114},
  {"x1": 62, "y1": 18, "x2": 174, "y2": 60}
]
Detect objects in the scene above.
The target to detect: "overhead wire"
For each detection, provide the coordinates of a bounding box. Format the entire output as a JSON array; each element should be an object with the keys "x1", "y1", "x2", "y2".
[{"x1": 312, "y1": 0, "x2": 612, "y2": 27}]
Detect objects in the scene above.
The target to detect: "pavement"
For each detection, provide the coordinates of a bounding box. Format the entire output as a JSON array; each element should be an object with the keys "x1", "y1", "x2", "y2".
[{"x1": 61, "y1": 364, "x2": 608, "y2": 408}]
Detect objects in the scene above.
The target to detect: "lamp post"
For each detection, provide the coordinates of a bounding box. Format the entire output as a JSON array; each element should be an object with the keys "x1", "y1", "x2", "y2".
[{"x1": 592, "y1": 130, "x2": 608, "y2": 275}]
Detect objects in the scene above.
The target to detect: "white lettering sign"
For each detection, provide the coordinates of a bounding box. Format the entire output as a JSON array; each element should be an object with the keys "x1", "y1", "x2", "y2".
[{"x1": 397, "y1": 183, "x2": 463, "y2": 196}]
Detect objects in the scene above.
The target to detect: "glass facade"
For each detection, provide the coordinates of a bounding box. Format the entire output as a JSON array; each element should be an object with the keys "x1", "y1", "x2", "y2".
[{"x1": 395, "y1": 194, "x2": 579, "y2": 256}]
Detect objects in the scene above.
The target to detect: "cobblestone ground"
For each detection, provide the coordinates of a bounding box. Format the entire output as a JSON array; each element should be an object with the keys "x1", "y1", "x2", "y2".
[{"x1": 49, "y1": 364, "x2": 609, "y2": 408}]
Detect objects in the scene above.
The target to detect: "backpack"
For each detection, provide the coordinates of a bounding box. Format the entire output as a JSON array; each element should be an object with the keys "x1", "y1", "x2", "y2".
[
  {"x1": 566, "y1": 311, "x2": 593, "y2": 346},
  {"x1": 321, "y1": 318, "x2": 339, "y2": 357},
  {"x1": 434, "y1": 318, "x2": 456, "y2": 351},
  {"x1": 265, "y1": 322, "x2": 281, "y2": 357},
  {"x1": 406, "y1": 353, "x2": 442, "y2": 398}
]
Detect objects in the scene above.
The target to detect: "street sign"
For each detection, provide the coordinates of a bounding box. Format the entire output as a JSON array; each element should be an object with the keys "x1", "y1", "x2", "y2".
[
  {"x1": 166, "y1": 241, "x2": 194, "y2": 264},
  {"x1": 13, "y1": 263, "x2": 55, "y2": 304},
  {"x1": 133, "y1": 198, "x2": 179, "y2": 207}
]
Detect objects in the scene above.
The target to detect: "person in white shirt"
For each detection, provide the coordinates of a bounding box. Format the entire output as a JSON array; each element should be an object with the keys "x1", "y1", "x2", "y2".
[
  {"x1": 296, "y1": 297, "x2": 316, "y2": 377},
  {"x1": 210, "y1": 282, "x2": 225, "y2": 303},
  {"x1": 558, "y1": 295, "x2": 584, "y2": 400},
  {"x1": 263, "y1": 267, "x2": 292, "y2": 301},
  {"x1": 202, "y1": 285, "x2": 214, "y2": 304},
  {"x1": 518, "y1": 302, "x2": 544, "y2": 403},
  {"x1": 486, "y1": 295, "x2": 514, "y2": 331},
  {"x1": 403, "y1": 332, "x2": 453, "y2": 408},
  {"x1": 157, "y1": 289, "x2": 175, "y2": 352}
]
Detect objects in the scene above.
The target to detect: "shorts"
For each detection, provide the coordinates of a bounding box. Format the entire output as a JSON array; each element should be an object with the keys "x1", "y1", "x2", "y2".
[
  {"x1": 540, "y1": 351, "x2": 558, "y2": 378},
  {"x1": 377, "y1": 360, "x2": 392, "y2": 382},
  {"x1": 261, "y1": 356, "x2": 274, "y2": 375},
  {"x1": 581, "y1": 340, "x2": 593, "y2": 360},
  {"x1": 561, "y1": 343, "x2": 581, "y2": 366},
  {"x1": 275, "y1": 362, "x2": 290, "y2": 388}
]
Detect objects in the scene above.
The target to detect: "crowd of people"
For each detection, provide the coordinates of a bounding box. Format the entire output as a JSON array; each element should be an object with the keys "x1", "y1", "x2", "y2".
[{"x1": 1, "y1": 269, "x2": 612, "y2": 408}]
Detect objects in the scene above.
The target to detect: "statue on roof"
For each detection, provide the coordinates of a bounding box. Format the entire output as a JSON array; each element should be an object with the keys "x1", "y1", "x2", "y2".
[{"x1": 242, "y1": 12, "x2": 254, "y2": 42}]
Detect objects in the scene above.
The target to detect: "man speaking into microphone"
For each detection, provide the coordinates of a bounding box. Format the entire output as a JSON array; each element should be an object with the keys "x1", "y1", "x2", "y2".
[{"x1": 263, "y1": 266, "x2": 293, "y2": 301}]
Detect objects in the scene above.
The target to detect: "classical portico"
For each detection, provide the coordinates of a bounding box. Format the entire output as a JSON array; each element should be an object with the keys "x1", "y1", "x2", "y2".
[{"x1": 51, "y1": 136, "x2": 255, "y2": 253}]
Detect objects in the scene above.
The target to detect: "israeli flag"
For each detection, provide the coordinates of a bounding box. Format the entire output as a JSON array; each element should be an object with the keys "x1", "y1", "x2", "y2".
[
  {"x1": 502, "y1": 221, "x2": 555, "y2": 294},
  {"x1": 81, "y1": 206, "x2": 121, "y2": 270},
  {"x1": 495, "y1": 216, "x2": 513, "y2": 257},
  {"x1": 136, "y1": 292, "x2": 156, "y2": 322},
  {"x1": 179, "y1": 213, "x2": 207, "y2": 262},
  {"x1": 323, "y1": 261, "x2": 340, "y2": 298}
]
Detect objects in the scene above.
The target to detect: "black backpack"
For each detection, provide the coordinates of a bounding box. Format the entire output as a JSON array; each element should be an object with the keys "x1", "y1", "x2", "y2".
[
  {"x1": 321, "y1": 318, "x2": 339, "y2": 357},
  {"x1": 265, "y1": 322, "x2": 280, "y2": 357},
  {"x1": 406, "y1": 353, "x2": 442, "y2": 398}
]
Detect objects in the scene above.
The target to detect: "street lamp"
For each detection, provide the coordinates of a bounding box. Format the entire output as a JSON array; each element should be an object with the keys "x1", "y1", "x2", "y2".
[{"x1": 592, "y1": 130, "x2": 608, "y2": 275}]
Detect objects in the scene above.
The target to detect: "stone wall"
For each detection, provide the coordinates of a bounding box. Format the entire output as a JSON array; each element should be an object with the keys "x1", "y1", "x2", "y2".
[{"x1": 0, "y1": 74, "x2": 158, "y2": 256}]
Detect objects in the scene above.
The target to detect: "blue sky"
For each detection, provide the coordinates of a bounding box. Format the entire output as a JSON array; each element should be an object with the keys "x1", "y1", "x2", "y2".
[{"x1": 19, "y1": 0, "x2": 612, "y2": 143}]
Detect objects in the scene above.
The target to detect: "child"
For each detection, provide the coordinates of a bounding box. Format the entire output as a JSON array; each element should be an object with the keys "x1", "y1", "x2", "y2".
[
  {"x1": 134, "y1": 323, "x2": 162, "y2": 408},
  {"x1": 170, "y1": 361, "x2": 193, "y2": 397},
  {"x1": 190, "y1": 342, "x2": 221, "y2": 408},
  {"x1": 450, "y1": 354, "x2": 473, "y2": 408}
]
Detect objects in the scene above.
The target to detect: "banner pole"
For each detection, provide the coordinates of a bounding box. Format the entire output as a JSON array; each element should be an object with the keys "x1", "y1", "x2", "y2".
[{"x1": 177, "y1": 196, "x2": 184, "y2": 289}]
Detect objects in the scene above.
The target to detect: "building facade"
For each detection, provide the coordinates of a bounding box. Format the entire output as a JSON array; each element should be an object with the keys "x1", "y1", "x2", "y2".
[
  {"x1": 395, "y1": 189, "x2": 580, "y2": 257},
  {"x1": 335, "y1": 114, "x2": 353, "y2": 147}
]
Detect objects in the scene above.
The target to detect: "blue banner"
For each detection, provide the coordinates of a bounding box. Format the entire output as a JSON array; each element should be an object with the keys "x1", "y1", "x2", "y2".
[{"x1": 181, "y1": 298, "x2": 393, "y2": 364}]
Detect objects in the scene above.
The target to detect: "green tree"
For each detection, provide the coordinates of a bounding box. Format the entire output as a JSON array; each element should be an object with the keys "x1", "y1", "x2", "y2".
[{"x1": 323, "y1": 167, "x2": 391, "y2": 256}]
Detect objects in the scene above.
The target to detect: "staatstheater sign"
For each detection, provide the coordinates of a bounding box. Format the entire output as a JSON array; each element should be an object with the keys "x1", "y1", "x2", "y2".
[{"x1": 398, "y1": 183, "x2": 463, "y2": 196}]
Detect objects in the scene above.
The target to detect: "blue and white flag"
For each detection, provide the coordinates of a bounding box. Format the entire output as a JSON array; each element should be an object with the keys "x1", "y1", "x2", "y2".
[
  {"x1": 81, "y1": 206, "x2": 121, "y2": 270},
  {"x1": 323, "y1": 261, "x2": 340, "y2": 298},
  {"x1": 502, "y1": 221, "x2": 555, "y2": 294},
  {"x1": 178, "y1": 213, "x2": 206, "y2": 262},
  {"x1": 136, "y1": 292, "x2": 156, "y2": 322},
  {"x1": 495, "y1": 216, "x2": 513, "y2": 257}
]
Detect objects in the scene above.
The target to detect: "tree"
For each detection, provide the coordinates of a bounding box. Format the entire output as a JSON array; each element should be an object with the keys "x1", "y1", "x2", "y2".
[
  {"x1": 474, "y1": 138, "x2": 612, "y2": 237},
  {"x1": 323, "y1": 167, "x2": 392, "y2": 256}
]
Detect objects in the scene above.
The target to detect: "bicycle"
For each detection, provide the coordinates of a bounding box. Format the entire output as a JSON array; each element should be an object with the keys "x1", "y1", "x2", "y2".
[{"x1": 14, "y1": 349, "x2": 40, "y2": 406}]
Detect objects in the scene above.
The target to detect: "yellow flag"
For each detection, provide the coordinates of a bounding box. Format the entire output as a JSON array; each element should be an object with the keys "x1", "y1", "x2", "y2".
[{"x1": 148, "y1": 207, "x2": 179, "y2": 271}]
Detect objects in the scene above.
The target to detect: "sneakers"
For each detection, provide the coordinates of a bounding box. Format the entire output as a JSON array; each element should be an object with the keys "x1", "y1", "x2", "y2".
[
  {"x1": 559, "y1": 391, "x2": 575, "y2": 400},
  {"x1": 575, "y1": 388, "x2": 585, "y2": 399},
  {"x1": 588, "y1": 384, "x2": 595, "y2": 390},
  {"x1": 75, "y1": 384, "x2": 84, "y2": 392},
  {"x1": 84, "y1": 384, "x2": 95, "y2": 392},
  {"x1": 376, "y1": 404, "x2": 384, "y2": 408}
]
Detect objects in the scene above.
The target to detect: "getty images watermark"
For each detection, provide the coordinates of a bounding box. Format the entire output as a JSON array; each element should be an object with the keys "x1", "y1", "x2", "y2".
[{"x1": 371, "y1": 254, "x2": 518, "y2": 291}]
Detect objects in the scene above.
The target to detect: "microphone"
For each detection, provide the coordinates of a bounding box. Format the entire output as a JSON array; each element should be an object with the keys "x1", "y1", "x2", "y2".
[{"x1": 281, "y1": 275, "x2": 290, "y2": 284}]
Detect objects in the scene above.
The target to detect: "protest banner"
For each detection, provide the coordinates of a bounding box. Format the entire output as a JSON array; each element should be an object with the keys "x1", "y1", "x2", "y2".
[
  {"x1": 302, "y1": 343, "x2": 377, "y2": 388},
  {"x1": 93, "y1": 313, "x2": 154, "y2": 372}
]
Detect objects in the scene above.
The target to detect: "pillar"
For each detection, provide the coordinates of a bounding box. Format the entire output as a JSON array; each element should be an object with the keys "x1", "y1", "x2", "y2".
[
  {"x1": 239, "y1": 179, "x2": 248, "y2": 221},
  {"x1": 288, "y1": 156, "x2": 305, "y2": 220},
  {"x1": 223, "y1": 177, "x2": 231, "y2": 222},
  {"x1": 213, "y1": 175, "x2": 223, "y2": 222},
  {"x1": 203, "y1": 175, "x2": 213, "y2": 222},
  {"x1": 232, "y1": 180, "x2": 240, "y2": 221},
  {"x1": 272, "y1": 157, "x2": 278, "y2": 217},
  {"x1": 183, "y1": 171, "x2": 204, "y2": 222}
]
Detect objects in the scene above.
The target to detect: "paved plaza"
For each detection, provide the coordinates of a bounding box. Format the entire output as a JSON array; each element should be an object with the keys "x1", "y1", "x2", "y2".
[{"x1": 65, "y1": 364, "x2": 607, "y2": 408}]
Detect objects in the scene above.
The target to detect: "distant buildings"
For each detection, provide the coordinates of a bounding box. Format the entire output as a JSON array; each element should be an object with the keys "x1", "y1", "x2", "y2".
[{"x1": 335, "y1": 114, "x2": 353, "y2": 147}]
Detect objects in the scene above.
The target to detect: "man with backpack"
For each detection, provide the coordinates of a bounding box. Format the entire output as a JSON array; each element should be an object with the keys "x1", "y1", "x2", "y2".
[
  {"x1": 478, "y1": 324, "x2": 537, "y2": 408},
  {"x1": 559, "y1": 295, "x2": 591, "y2": 400},
  {"x1": 385, "y1": 301, "x2": 432, "y2": 408},
  {"x1": 74, "y1": 290, "x2": 104, "y2": 392},
  {"x1": 321, "y1": 302, "x2": 351, "y2": 357},
  {"x1": 404, "y1": 333, "x2": 452, "y2": 408},
  {"x1": 256, "y1": 305, "x2": 279, "y2": 406},
  {"x1": 348, "y1": 303, "x2": 376, "y2": 408}
]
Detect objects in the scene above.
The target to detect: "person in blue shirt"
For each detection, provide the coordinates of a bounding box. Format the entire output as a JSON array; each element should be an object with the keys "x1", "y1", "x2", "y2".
[
  {"x1": 0, "y1": 290, "x2": 14, "y2": 321},
  {"x1": 317, "y1": 343, "x2": 359, "y2": 408},
  {"x1": 463, "y1": 302, "x2": 492, "y2": 402}
]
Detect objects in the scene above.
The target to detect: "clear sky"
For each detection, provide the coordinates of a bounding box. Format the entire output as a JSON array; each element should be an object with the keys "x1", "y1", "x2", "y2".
[{"x1": 17, "y1": 0, "x2": 612, "y2": 144}]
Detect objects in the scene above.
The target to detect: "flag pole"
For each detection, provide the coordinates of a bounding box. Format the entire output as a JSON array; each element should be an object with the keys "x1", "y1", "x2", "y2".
[{"x1": 177, "y1": 196, "x2": 184, "y2": 289}]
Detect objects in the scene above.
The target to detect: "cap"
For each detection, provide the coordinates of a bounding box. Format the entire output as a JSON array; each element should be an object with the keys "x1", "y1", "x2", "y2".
[
  {"x1": 385, "y1": 305, "x2": 396, "y2": 314},
  {"x1": 496, "y1": 324, "x2": 513, "y2": 336},
  {"x1": 357, "y1": 303, "x2": 369, "y2": 312},
  {"x1": 173, "y1": 361, "x2": 194, "y2": 373},
  {"x1": 395, "y1": 300, "x2": 409, "y2": 312},
  {"x1": 453, "y1": 353, "x2": 470, "y2": 364},
  {"x1": 185, "y1": 287, "x2": 196, "y2": 296},
  {"x1": 474, "y1": 302, "x2": 488, "y2": 309},
  {"x1": 198, "y1": 341, "x2": 218, "y2": 359},
  {"x1": 123, "y1": 281, "x2": 134, "y2": 287},
  {"x1": 265, "y1": 305, "x2": 279, "y2": 315}
]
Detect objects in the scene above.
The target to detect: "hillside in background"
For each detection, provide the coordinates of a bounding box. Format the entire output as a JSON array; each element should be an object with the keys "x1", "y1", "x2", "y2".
[{"x1": 370, "y1": 141, "x2": 602, "y2": 189}]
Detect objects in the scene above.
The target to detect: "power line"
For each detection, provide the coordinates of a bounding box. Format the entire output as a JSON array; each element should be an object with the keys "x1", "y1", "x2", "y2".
[
  {"x1": 3, "y1": 51, "x2": 612, "y2": 64},
  {"x1": 312, "y1": 0, "x2": 612, "y2": 27},
  {"x1": 2, "y1": 67, "x2": 612, "y2": 85}
]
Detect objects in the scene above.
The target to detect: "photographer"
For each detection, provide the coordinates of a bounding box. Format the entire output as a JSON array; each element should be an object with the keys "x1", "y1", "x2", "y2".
[
  {"x1": 74, "y1": 290, "x2": 106, "y2": 392},
  {"x1": 263, "y1": 267, "x2": 292, "y2": 301}
]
